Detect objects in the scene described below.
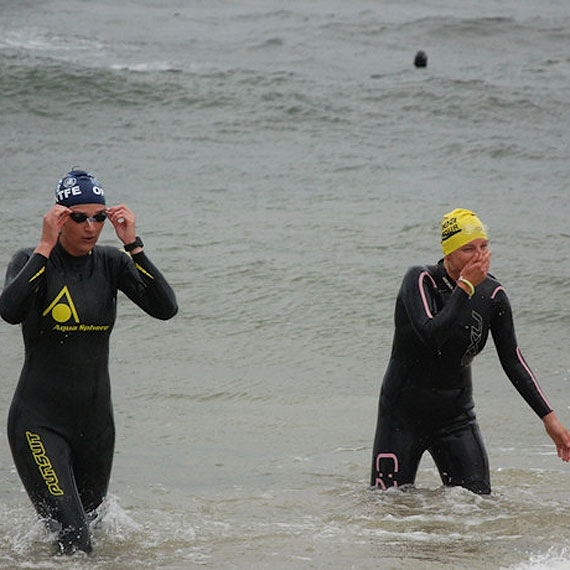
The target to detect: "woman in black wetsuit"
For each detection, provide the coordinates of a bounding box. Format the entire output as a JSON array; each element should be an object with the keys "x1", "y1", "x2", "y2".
[
  {"x1": 0, "y1": 170, "x2": 178, "y2": 554},
  {"x1": 370, "y1": 208, "x2": 570, "y2": 494}
]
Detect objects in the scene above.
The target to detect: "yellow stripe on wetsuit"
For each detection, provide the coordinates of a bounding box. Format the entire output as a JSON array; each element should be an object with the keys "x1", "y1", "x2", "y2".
[
  {"x1": 135, "y1": 263, "x2": 154, "y2": 280},
  {"x1": 28, "y1": 266, "x2": 46, "y2": 283}
]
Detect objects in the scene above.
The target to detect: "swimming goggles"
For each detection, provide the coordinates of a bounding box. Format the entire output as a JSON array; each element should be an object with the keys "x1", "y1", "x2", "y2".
[{"x1": 69, "y1": 211, "x2": 108, "y2": 223}]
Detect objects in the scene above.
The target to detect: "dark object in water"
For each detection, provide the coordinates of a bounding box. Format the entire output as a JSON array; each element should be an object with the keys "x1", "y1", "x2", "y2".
[{"x1": 414, "y1": 50, "x2": 428, "y2": 68}]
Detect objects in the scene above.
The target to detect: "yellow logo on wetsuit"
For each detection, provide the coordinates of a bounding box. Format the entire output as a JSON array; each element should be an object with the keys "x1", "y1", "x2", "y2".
[
  {"x1": 42, "y1": 286, "x2": 110, "y2": 332},
  {"x1": 42, "y1": 286, "x2": 80, "y2": 324},
  {"x1": 25, "y1": 431, "x2": 64, "y2": 496}
]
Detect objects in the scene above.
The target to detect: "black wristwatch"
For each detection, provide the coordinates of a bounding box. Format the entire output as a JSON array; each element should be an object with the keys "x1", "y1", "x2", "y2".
[{"x1": 124, "y1": 236, "x2": 144, "y2": 252}]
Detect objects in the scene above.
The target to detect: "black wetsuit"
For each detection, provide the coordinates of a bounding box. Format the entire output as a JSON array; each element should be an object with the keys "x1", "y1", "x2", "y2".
[
  {"x1": 370, "y1": 261, "x2": 552, "y2": 494},
  {"x1": 0, "y1": 241, "x2": 177, "y2": 553}
]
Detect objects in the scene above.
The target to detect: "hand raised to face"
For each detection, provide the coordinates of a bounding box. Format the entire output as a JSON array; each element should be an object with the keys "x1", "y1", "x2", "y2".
[{"x1": 106, "y1": 205, "x2": 137, "y2": 246}]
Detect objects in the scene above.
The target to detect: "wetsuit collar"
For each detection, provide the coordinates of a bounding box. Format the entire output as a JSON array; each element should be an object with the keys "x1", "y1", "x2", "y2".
[
  {"x1": 55, "y1": 239, "x2": 93, "y2": 259},
  {"x1": 437, "y1": 259, "x2": 456, "y2": 292}
]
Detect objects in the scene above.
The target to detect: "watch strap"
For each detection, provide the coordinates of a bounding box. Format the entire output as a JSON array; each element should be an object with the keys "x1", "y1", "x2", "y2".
[{"x1": 124, "y1": 236, "x2": 144, "y2": 252}]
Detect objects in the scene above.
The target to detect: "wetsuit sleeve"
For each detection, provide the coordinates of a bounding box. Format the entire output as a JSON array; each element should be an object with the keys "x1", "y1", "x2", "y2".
[
  {"x1": 116, "y1": 250, "x2": 178, "y2": 320},
  {"x1": 490, "y1": 286, "x2": 553, "y2": 418},
  {"x1": 400, "y1": 266, "x2": 470, "y2": 351},
  {"x1": 0, "y1": 249, "x2": 47, "y2": 324}
]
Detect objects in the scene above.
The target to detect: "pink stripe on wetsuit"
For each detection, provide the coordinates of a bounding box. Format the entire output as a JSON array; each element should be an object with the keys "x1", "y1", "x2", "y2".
[
  {"x1": 371, "y1": 262, "x2": 555, "y2": 494},
  {"x1": 490, "y1": 285, "x2": 506, "y2": 299},
  {"x1": 491, "y1": 285, "x2": 552, "y2": 411},
  {"x1": 418, "y1": 271, "x2": 437, "y2": 318}
]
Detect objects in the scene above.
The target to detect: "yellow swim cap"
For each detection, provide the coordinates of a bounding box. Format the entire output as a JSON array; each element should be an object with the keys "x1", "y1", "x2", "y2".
[{"x1": 441, "y1": 208, "x2": 488, "y2": 255}]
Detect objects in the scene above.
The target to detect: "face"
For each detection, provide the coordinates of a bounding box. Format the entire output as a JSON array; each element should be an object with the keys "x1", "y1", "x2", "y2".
[
  {"x1": 445, "y1": 238, "x2": 489, "y2": 276},
  {"x1": 59, "y1": 203, "x2": 107, "y2": 256}
]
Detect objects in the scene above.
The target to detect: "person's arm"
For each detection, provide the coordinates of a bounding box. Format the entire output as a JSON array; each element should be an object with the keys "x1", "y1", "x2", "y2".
[
  {"x1": 543, "y1": 412, "x2": 570, "y2": 462},
  {"x1": 117, "y1": 250, "x2": 178, "y2": 320},
  {"x1": 403, "y1": 251, "x2": 491, "y2": 351},
  {"x1": 106, "y1": 203, "x2": 177, "y2": 320},
  {"x1": 34, "y1": 204, "x2": 71, "y2": 257},
  {"x1": 0, "y1": 204, "x2": 73, "y2": 324},
  {"x1": 0, "y1": 249, "x2": 46, "y2": 324},
  {"x1": 400, "y1": 265, "x2": 470, "y2": 351},
  {"x1": 106, "y1": 204, "x2": 142, "y2": 254},
  {"x1": 490, "y1": 287, "x2": 553, "y2": 416},
  {"x1": 490, "y1": 287, "x2": 570, "y2": 461}
]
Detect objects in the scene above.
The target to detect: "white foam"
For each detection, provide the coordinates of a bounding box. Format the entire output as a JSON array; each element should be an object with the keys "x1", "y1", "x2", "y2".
[
  {"x1": 92, "y1": 494, "x2": 142, "y2": 542},
  {"x1": 504, "y1": 547, "x2": 570, "y2": 570},
  {"x1": 1, "y1": 28, "x2": 103, "y2": 54},
  {"x1": 109, "y1": 62, "x2": 182, "y2": 73}
]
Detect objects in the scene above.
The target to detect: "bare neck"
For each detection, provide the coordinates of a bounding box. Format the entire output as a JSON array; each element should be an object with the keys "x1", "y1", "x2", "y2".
[{"x1": 443, "y1": 258, "x2": 459, "y2": 281}]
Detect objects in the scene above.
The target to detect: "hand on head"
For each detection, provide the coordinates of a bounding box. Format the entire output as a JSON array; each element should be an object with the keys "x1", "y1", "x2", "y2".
[
  {"x1": 35, "y1": 205, "x2": 72, "y2": 257},
  {"x1": 106, "y1": 205, "x2": 137, "y2": 246}
]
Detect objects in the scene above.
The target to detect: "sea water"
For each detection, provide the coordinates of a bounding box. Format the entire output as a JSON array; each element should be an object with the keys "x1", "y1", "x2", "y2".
[{"x1": 1, "y1": 0, "x2": 570, "y2": 568}]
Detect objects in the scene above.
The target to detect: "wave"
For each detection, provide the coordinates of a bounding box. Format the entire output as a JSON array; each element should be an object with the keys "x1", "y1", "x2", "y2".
[
  {"x1": 505, "y1": 547, "x2": 570, "y2": 570},
  {"x1": 392, "y1": 15, "x2": 570, "y2": 39},
  {"x1": 0, "y1": 27, "x2": 105, "y2": 57},
  {"x1": 0, "y1": 50, "x2": 338, "y2": 127},
  {"x1": 109, "y1": 62, "x2": 183, "y2": 73}
]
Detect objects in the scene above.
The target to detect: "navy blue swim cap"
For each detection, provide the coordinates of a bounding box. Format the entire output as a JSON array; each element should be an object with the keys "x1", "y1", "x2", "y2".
[{"x1": 55, "y1": 169, "x2": 105, "y2": 207}]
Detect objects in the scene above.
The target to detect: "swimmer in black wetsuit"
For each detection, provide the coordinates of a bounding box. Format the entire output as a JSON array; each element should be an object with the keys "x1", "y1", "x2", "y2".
[
  {"x1": 371, "y1": 208, "x2": 570, "y2": 494},
  {"x1": 0, "y1": 170, "x2": 178, "y2": 554}
]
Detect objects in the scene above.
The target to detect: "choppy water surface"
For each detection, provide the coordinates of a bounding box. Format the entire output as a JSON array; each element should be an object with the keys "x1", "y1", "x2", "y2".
[{"x1": 1, "y1": 1, "x2": 570, "y2": 568}]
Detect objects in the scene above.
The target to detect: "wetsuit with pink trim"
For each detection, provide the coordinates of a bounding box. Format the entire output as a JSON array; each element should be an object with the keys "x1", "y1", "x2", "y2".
[{"x1": 370, "y1": 260, "x2": 552, "y2": 494}]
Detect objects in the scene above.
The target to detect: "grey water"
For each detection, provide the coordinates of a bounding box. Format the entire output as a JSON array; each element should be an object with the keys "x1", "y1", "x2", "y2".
[{"x1": 1, "y1": 0, "x2": 570, "y2": 568}]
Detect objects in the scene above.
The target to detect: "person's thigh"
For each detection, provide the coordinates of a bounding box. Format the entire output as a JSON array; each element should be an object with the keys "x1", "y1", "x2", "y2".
[
  {"x1": 8, "y1": 425, "x2": 92, "y2": 552},
  {"x1": 371, "y1": 412, "x2": 425, "y2": 489},
  {"x1": 429, "y1": 419, "x2": 491, "y2": 494},
  {"x1": 73, "y1": 419, "x2": 115, "y2": 514}
]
